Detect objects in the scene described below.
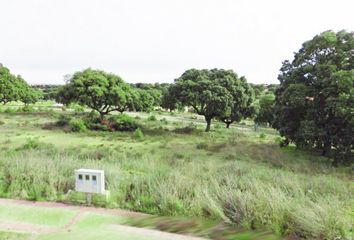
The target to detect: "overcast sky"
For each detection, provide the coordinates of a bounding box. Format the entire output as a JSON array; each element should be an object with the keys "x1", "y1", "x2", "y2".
[{"x1": 1, "y1": 0, "x2": 353, "y2": 85}]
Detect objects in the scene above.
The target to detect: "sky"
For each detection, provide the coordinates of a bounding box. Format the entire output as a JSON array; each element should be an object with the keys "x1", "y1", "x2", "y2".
[{"x1": 1, "y1": 0, "x2": 353, "y2": 85}]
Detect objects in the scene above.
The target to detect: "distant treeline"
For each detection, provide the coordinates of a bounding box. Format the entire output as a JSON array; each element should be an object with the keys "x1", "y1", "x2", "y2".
[{"x1": 1, "y1": 29, "x2": 353, "y2": 164}]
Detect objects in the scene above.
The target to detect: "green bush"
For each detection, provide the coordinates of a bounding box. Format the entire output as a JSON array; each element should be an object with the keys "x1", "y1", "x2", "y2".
[
  {"x1": 82, "y1": 112, "x2": 106, "y2": 131},
  {"x1": 56, "y1": 114, "x2": 72, "y2": 127},
  {"x1": 69, "y1": 119, "x2": 87, "y2": 132},
  {"x1": 133, "y1": 128, "x2": 144, "y2": 140},
  {"x1": 19, "y1": 105, "x2": 36, "y2": 112},
  {"x1": 20, "y1": 138, "x2": 41, "y2": 150},
  {"x1": 160, "y1": 117, "x2": 168, "y2": 125},
  {"x1": 109, "y1": 114, "x2": 139, "y2": 131},
  {"x1": 4, "y1": 108, "x2": 16, "y2": 113},
  {"x1": 147, "y1": 115, "x2": 157, "y2": 121},
  {"x1": 259, "y1": 133, "x2": 266, "y2": 139},
  {"x1": 196, "y1": 142, "x2": 208, "y2": 150},
  {"x1": 69, "y1": 103, "x2": 85, "y2": 114}
]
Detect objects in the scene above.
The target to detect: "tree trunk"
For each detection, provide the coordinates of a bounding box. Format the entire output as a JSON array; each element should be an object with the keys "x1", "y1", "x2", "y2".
[
  {"x1": 205, "y1": 117, "x2": 211, "y2": 132},
  {"x1": 99, "y1": 112, "x2": 105, "y2": 120},
  {"x1": 225, "y1": 120, "x2": 233, "y2": 128}
]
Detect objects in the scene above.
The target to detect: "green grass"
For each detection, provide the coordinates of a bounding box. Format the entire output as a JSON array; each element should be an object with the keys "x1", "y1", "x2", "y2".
[
  {"x1": 0, "y1": 204, "x2": 76, "y2": 227},
  {"x1": 0, "y1": 107, "x2": 353, "y2": 239},
  {"x1": 0, "y1": 231, "x2": 33, "y2": 240}
]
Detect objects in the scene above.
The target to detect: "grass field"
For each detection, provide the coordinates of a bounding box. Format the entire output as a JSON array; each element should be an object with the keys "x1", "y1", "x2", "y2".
[{"x1": 0, "y1": 102, "x2": 353, "y2": 239}]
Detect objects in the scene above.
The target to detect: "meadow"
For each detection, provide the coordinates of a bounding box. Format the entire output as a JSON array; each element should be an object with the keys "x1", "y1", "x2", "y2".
[{"x1": 0, "y1": 102, "x2": 353, "y2": 239}]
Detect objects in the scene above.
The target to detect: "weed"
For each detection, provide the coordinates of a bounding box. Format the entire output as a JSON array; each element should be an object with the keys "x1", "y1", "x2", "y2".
[
  {"x1": 133, "y1": 128, "x2": 144, "y2": 140},
  {"x1": 160, "y1": 117, "x2": 168, "y2": 125},
  {"x1": 259, "y1": 133, "x2": 266, "y2": 139},
  {"x1": 109, "y1": 114, "x2": 139, "y2": 131},
  {"x1": 147, "y1": 115, "x2": 157, "y2": 121},
  {"x1": 69, "y1": 119, "x2": 87, "y2": 132}
]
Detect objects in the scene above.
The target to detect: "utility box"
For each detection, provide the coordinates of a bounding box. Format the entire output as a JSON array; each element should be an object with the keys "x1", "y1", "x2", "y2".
[{"x1": 75, "y1": 169, "x2": 105, "y2": 194}]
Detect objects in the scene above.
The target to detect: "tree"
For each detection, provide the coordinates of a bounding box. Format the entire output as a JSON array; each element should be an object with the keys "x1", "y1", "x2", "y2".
[
  {"x1": 20, "y1": 86, "x2": 42, "y2": 105},
  {"x1": 0, "y1": 65, "x2": 20, "y2": 104},
  {"x1": 0, "y1": 65, "x2": 37, "y2": 105},
  {"x1": 274, "y1": 30, "x2": 354, "y2": 164},
  {"x1": 172, "y1": 69, "x2": 235, "y2": 131},
  {"x1": 255, "y1": 93, "x2": 275, "y2": 126},
  {"x1": 160, "y1": 87, "x2": 179, "y2": 111},
  {"x1": 218, "y1": 76, "x2": 255, "y2": 128},
  {"x1": 133, "y1": 89, "x2": 155, "y2": 112},
  {"x1": 57, "y1": 68, "x2": 134, "y2": 119}
]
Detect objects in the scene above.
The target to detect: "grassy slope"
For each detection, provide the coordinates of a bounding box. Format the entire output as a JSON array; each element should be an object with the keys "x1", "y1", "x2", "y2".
[{"x1": 0, "y1": 104, "x2": 353, "y2": 239}]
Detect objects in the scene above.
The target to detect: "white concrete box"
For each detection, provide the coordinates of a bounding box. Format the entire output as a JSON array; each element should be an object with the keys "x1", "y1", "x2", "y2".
[{"x1": 75, "y1": 169, "x2": 105, "y2": 194}]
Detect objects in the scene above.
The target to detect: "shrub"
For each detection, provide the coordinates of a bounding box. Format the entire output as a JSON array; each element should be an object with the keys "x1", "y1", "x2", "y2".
[
  {"x1": 109, "y1": 114, "x2": 139, "y2": 131},
  {"x1": 196, "y1": 142, "x2": 208, "y2": 150},
  {"x1": 69, "y1": 119, "x2": 87, "y2": 132},
  {"x1": 259, "y1": 133, "x2": 266, "y2": 139},
  {"x1": 69, "y1": 103, "x2": 85, "y2": 114},
  {"x1": 19, "y1": 105, "x2": 36, "y2": 112},
  {"x1": 147, "y1": 115, "x2": 157, "y2": 121},
  {"x1": 83, "y1": 112, "x2": 108, "y2": 131},
  {"x1": 160, "y1": 118, "x2": 168, "y2": 125},
  {"x1": 56, "y1": 115, "x2": 72, "y2": 127},
  {"x1": 133, "y1": 128, "x2": 144, "y2": 140},
  {"x1": 0, "y1": 120, "x2": 4, "y2": 125},
  {"x1": 4, "y1": 108, "x2": 16, "y2": 113},
  {"x1": 22, "y1": 138, "x2": 41, "y2": 150}
]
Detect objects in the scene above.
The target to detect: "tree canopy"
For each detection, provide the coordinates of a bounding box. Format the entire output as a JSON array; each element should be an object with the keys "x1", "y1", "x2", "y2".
[
  {"x1": 57, "y1": 68, "x2": 134, "y2": 118},
  {"x1": 255, "y1": 93, "x2": 275, "y2": 126},
  {"x1": 0, "y1": 65, "x2": 40, "y2": 105},
  {"x1": 171, "y1": 69, "x2": 253, "y2": 131},
  {"x1": 274, "y1": 30, "x2": 354, "y2": 164},
  {"x1": 218, "y1": 75, "x2": 255, "y2": 128}
]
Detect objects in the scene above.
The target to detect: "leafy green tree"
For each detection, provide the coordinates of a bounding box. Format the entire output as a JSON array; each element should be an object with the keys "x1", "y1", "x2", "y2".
[
  {"x1": 132, "y1": 83, "x2": 164, "y2": 108},
  {"x1": 21, "y1": 87, "x2": 42, "y2": 105},
  {"x1": 134, "y1": 89, "x2": 155, "y2": 112},
  {"x1": 15, "y1": 76, "x2": 42, "y2": 105},
  {"x1": 0, "y1": 65, "x2": 20, "y2": 104},
  {"x1": 218, "y1": 76, "x2": 255, "y2": 128},
  {"x1": 274, "y1": 30, "x2": 354, "y2": 164},
  {"x1": 172, "y1": 69, "x2": 235, "y2": 131},
  {"x1": 160, "y1": 87, "x2": 179, "y2": 111},
  {"x1": 0, "y1": 65, "x2": 38, "y2": 105},
  {"x1": 57, "y1": 68, "x2": 134, "y2": 119},
  {"x1": 255, "y1": 93, "x2": 275, "y2": 126}
]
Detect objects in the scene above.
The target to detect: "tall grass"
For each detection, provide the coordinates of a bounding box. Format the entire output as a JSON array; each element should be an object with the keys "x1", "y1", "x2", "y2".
[
  {"x1": 0, "y1": 111, "x2": 352, "y2": 239},
  {"x1": 0, "y1": 139, "x2": 352, "y2": 239}
]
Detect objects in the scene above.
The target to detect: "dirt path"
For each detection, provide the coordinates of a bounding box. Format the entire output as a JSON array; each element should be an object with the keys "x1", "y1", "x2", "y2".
[{"x1": 0, "y1": 198, "x2": 205, "y2": 240}]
